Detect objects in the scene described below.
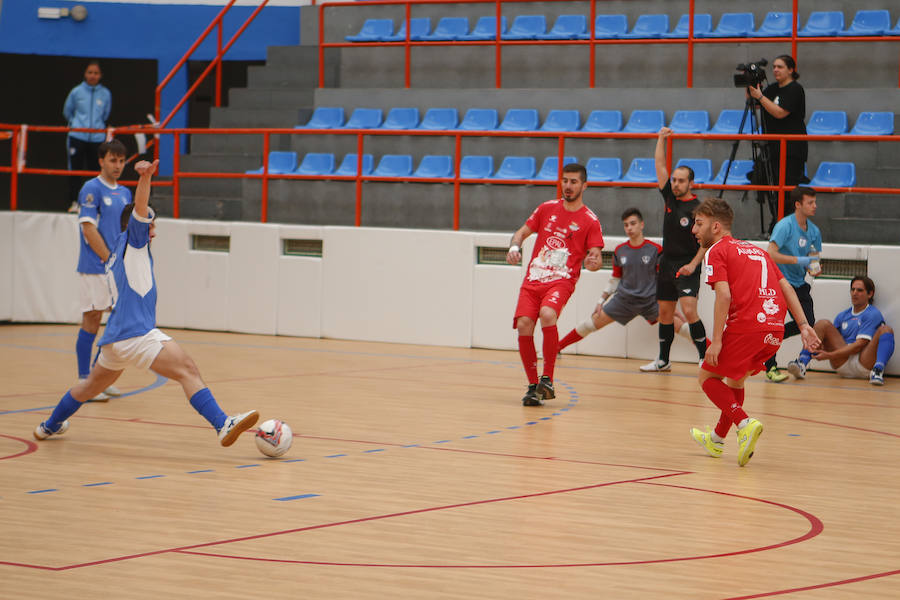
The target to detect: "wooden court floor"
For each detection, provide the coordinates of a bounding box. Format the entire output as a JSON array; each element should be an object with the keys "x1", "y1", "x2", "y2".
[{"x1": 1, "y1": 323, "x2": 898, "y2": 599}]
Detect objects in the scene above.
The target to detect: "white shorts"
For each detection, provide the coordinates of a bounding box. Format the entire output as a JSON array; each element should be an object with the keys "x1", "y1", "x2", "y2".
[
  {"x1": 835, "y1": 353, "x2": 870, "y2": 379},
  {"x1": 79, "y1": 272, "x2": 113, "y2": 313},
  {"x1": 97, "y1": 328, "x2": 172, "y2": 371}
]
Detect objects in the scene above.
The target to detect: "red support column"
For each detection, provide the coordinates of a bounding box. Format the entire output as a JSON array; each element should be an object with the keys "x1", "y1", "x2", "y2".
[
  {"x1": 9, "y1": 128, "x2": 18, "y2": 211},
  {"x1": 453, "y1": 133, "x2": 461, "y2": 230},
  {"x1": 687, "y1": 0, "x2": 694, "y2": 87},
  {"x1": 173, "y1": 133, "x2": 181, "y2": 219},
  {"x1": 261, "y1": 132, "x2": 269, "y2": 223},
  {"x1": 791, "y1": 0, "x2": 798, "y2": 63},
  {"x1": 355, "y1": 133, "x2": 364, "y2": 227},
  {"x1": 495, "y1": 0, "x2": 502, "y2": 88},
  {"x1": 404, "y1": 3, "x2": 411, "y2": 89},
  {"x1": 318, "y1": 3, "x2": 325, "y2": 88}
]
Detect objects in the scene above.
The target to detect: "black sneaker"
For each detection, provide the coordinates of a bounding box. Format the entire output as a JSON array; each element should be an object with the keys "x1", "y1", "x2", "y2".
[
  {"x1": 522, "y1": 383, "x2": 543, "y2": 406},
  {"x1": 536, "y1": 375, "x2": 555, "y2": 400}
]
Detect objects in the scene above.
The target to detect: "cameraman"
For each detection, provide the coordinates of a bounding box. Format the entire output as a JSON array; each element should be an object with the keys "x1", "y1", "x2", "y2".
[{"x1": 748, "y1": 55, "x2": 809, "y2": 218}]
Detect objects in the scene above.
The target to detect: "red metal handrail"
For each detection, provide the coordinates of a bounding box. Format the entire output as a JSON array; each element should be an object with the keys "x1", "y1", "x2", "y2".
[
  {"x1": 319, "y1": 0, "x2": 900, "y2": 89},
  {"x1": 5, "y1": 123, "x2": 899, "y2": 230}
]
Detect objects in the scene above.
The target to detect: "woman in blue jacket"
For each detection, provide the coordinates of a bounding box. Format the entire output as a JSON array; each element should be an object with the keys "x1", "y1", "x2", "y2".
[{"x1": 64, "y1": 60, "x2": 112, "y2": 211}]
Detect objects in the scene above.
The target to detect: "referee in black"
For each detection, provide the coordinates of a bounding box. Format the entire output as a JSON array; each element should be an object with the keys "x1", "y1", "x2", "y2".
[{"x1": 640, "y1": 127, "x2": 709, "y2": 371}]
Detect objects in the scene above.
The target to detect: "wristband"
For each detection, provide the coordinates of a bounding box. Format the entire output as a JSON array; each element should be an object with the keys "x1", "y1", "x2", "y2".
[
  {"x1": 796, "y1": 256, "x2": 812, "y2": 268},
  {"x1": 509, "y1": 245, "x2": 520, "y2": 254}
]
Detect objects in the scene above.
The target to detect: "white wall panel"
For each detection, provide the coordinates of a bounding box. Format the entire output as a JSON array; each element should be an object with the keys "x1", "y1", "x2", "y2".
[
  {"x1": 153, "y1": 218, "x2": 188, "y2": 329},
  {"x1": 0, "y1": 213, "x2": 13, "y2": 320},
  {"x1": 868, "y1": 246, "x2": 899, "y2": 374},
  {"x1": 276, "y1": 225, "x2": 324, "y2": 338},
  {"x1": 470, "y1": 232, "x2": 524, "y2": 351},
  {"x1": 181, "y1": 220, "x2": 232, "y2": 332},
  {"x1": 321, "y1": 227, "x2": 472, "y2": 347},
  {"x1": 227, "y1": 223, "x2": 279, "y2": 335}
]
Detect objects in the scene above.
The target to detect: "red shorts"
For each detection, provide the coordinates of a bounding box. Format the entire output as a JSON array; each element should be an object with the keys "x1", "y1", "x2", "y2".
[
  {"x1": 513, "y1": 280, "x2": 575, "y2": 328},
  {"x1": 701, "y1": 328, "x2": 782, "y2": 380}
]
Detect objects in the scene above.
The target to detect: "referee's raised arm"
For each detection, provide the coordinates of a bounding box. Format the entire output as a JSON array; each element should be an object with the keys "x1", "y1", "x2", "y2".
[{"x1": 654, "y1": 127, "x2": 673, "y2": 190}]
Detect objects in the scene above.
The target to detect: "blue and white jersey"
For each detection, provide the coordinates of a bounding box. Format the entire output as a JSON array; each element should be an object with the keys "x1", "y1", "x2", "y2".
[
  {"x1": 769, "y1": 214, "x2": 822, "y2": 288},
  {"x1": 77, "y1": 176, "x2": 132, "y2": 274},
  {"x1": 833, "y1": 304, "x2": 885, "y2": 345},
  {"x1": 98, "y1": 209, "x2": 157, "y2": 347}
]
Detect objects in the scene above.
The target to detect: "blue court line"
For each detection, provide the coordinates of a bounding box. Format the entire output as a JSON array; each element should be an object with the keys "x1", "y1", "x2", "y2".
[
  {"x1": 0, "y1": 373, "x2": 169, "y2": 416},
  {"x1": 27, "y1": 489, "x2": 57, "y2": 494},
  {"x1": 462, "y1": 435, "x2": 479, "y2": 439},
  {"x1": 402, "y1": 444, "x2": 420, "y2": 448},
  {"x1": 274, "y1": 494, "x2": 320, "y2": 501},
  {"x1": 433, "y1": 440, "x2": 450, "y2": 444},
  {"x1": 83, "y1": 482, "x2": 113, "y2": 487},
  {"x1": 325, "y1": 454, "x2": 346, "y2": 458},
  {"x1": 136, "y1": 475, "x2": 165, "y2": 480},
  {"x1": 486, "y1": 430, "x2": 501, "y2": 434},
  {"x1": 236, "y1": 464, "x2": 261, "y2": 468},
  {"x1": 187, "y1": 469, "x2": 214, "y2": 474},
  {"x1": 364, "y1": 448, "x2": 385, "y2": 453}
]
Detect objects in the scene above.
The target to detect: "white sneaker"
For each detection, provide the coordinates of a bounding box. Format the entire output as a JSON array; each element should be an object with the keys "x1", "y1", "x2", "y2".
[
  {"x1": 104, "y1": 385, "x2": 122, "y2": 397},
  {"x1": 87, "y1": 390, "x2": 110, "y2": 402},
  {"x1": 787, "y1": 360, "x2": 807, "y2": 380},
  {"x1": 34, "y1": 420, "x2": 69, "y2": 440},
  {"x1": 218, "y1": 410, "x2": 259, "y2": 447},
  {"x1": 640, "y1": 359, "x2": 671, "y2": 372}
]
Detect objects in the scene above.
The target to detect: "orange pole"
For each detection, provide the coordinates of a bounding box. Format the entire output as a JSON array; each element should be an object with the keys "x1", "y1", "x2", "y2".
[
  {"x1": 791, "y1": 0, "x2": 798, "y2": 63},
  {"x1": 495, "y1": 0, "x2": 502, "y2": 88},
  {"x1": 9, "y1": 128, "x2": 18, "y2": 211},
  {"x1": 453, "y1": 133, "x2": 461, "y2": 230},
  {"x1": 355, "y1": 133, "x2": 364, "y2": 226},
  {"x1": 173, "y1": 133, "x2": 181, "y2": 218},
  {"x1": 589, "y1": 0, "x2": 596, "y2": 88},
  {"x1": 404, "y1": 3, "x2": 411, "y2": 88},
  {"x1": 261, "y1": 132, "x2": 270, "y2": 223},
  {"x1": 687, "y1": 0, "x2": 694, "y2": 87}
]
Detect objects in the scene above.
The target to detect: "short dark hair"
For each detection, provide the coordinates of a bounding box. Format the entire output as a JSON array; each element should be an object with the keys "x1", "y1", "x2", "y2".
[
  {"x1": 120, "y1": 202, "x2": 156, "y2": 231},
  {"x1": 562, "y1": 162, "x2": 587, "y2": 182},
  {"x1": 621, "y1": 207, "x2": 643, "y2": 222},
  {"x1": 673, "y1": 165, "x2": 695, "y2": 182},
  {"x1": 98, "y1": 139, "x2": 127, "y2": 159},
  {"x1": 694, "y1": 196, "x2": 734, "y2": 230},
  {"x1": 850, "y1": 275, "x2": 875, "y2": 304},
  {"x1": 791, "y1": 186, "x2": 816, "y2": 207}
]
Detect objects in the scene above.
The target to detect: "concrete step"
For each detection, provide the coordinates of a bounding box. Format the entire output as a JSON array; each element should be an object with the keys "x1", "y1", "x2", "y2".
[
  {"x1": 247, "y1": 64, "x2": 320, "y2": 89},
  {"x1": 209, "y1": 106, "x2": 308, "y2": 128},
  {"x1": 228, "y1": 87, "x2": 315, "y2": 110},
  {"x1": 855, "y1": 167, "x2": 900, "y2": 189},
  {"x1": 175, "y1": 195, "x2": 245, "y2": 221},
  {"x1": 828, "y1": 217, "x2": 900, "y2": 245},
  {"x1": 841, "y1": 194, "x2": 900, "y2": 217},
  {"x1": 177, "y1": 154, "x2": 257, "y2": 197},
  {"x1": 265, "y1": 45, "x2": 322, "y2": 70},
  {"x1": 190, "y1": 132, "x2": 296, "y2": 155}
]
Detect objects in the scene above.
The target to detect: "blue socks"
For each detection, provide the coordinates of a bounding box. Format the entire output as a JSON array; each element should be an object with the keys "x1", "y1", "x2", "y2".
[
  {"x1": 874, "y1": 331, "x2": 894, "y2": 372},
  {"x1": 76, "y1": 328, "x2": 96, "y2": 379},
  {"x1": 45, "y1": 391, "x2": 83, "y2": 430},
  {"x1": 798, "y1": 348, "x2": 812, "y2": 366},
  {"x1": 189, "y1": 388, "x2": 227, "y2": 431}
]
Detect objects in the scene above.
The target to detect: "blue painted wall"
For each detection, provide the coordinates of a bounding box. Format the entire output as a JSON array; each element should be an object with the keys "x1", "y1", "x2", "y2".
[{"x1": 0, "y1": 1, "x2": 301, "y2": 174}]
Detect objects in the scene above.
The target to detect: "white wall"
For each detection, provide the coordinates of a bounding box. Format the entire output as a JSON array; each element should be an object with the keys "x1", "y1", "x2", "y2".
[{"x1": 1, "y1": 211, "x2": 897, "y2": 374}]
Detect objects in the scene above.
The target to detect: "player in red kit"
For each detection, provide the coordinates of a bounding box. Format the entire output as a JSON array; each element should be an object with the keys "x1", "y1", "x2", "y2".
[
  {"x1": 507, "y1": 163, "x2": 604, "y2": 406},
  {"x1": 689, "y1": 198, "x2": 820, "y2": 466}
]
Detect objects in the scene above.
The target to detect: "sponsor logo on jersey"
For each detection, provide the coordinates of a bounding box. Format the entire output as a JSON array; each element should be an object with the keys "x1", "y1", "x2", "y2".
[
  {"x1": 682, "y1": 288, "x2": 692, "y2": 295},
  {"x1": 798, "y1": 238, "x2": 807, "y2": 248},
  {"x1": 620, "y1": 256, "x2": 628, "y2": 264},
  {"x1": 764, "y1": 333, "x2": 781, "y2": 345},
  {"x1": 758, "y1": 287, "x2": 777, "y2": 298},
  {"x1": 84, "y1": 193, "x2": 95, "y2": 208},
  {"x1": 642, "y1": 255, "x2": 651, "y2": 264},
  {"x1": 680, "y1": 217, "x2": 689, "y2": 227},
  {"x1": 762, "y1": 298, "x2": 780, "y2": 316},
  {"x1": 569, "y1": 222, "x2": 580, "y2": 231},
  {"x1": 705, "y1": 264, "x2": 713, "y2": 276},
  {"x1": 103, "y1": 195, "x2": 112, "y2": 206},
  {"x1": 549, "y1": 215, "x2": 558, "y2": 223},
  {"x1": 842, "y1": 322, "x2": 848, "y2": 330},
  {"x1": 757, "y1": 312, "x2": 767, "y2": 323},
  {"x1": 546, "y1": 236, "x2": 566, "y2": 250}
]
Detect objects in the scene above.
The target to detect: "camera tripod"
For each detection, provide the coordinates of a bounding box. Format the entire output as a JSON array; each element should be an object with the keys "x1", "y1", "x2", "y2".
[{"x1": 718, "y1": 94, "x2": 778, "y2": 239}]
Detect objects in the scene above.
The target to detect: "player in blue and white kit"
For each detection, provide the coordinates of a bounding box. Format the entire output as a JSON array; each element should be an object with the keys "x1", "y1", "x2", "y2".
[
  {"x1": 35, "y1": 159, "x2": 259, "y2": 446},
  {"x1": 788, "y1": 276, "x2": 894, "y2": 385},
  {"x1": 762, "y1": 187, "x2": 822, "y2": 382},
  {"x1": 75, "y1": 139, "x2": 131, "y2": 401}
]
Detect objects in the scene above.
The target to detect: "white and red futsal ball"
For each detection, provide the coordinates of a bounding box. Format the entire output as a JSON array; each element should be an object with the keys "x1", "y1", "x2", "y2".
[{"x1": 255, "y1": 419, "x2": 293, "y2": 457}]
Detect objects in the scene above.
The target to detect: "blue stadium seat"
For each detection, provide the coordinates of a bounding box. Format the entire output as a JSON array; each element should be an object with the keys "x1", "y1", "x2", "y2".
[
  {"x1": 342, "y1": 108, "x2": 383, "y2": 129},
  {"x1": 422, "y1": 17, "x2": 469, "y2": 41},
  {"x1": 412, "y1": 155, "x2": 454, "y2": 178},
  {"x1": 620, "y1": 14, "x2": 669, "y2": 39},
  {"x1": 661, "y1": 14, "x2": 712, "y2": 38},
  {"x1": 623, "y1": 110, "x2": 665, "y2": 133},
  {"x1": 294, "y1": 153, "x2": 336, "y2": 176},
  {"x1": 538, "y1": 15, "x2": 588, "y2": 40},
  {"x1": 592, "y1": 14, "x2": 628, "y2": 39},
  {"x1": 698, "y1": 13, "x2": 754, "y2": 38},
  {"x1": 498, "y1": 109, "x2": 540, "y2": 131},
  {"x1": 839, "y1": 10, "x2": 891, "y2": 36},
  {"x1": 711, "y1": 160, "x2": 754, "y2": 185},
  {"x1": 809, "y1": 162, "x2": 856, "y2": 187},
  {"x1": 539, "y1": 110, "x2": 580, "y2": 132},
  {"x1": 581, "y1": 110, "x2": 623, "y2": 132},
  {"x1": 849, "y1": 112, "x2": 894, "y2": 135},
  {"x1": 888, "y1": 17, "x2": 900, "y2": 36},
  {"x1": 798, "y1": 11, "x2": 844, "y2": 37},
  {"x1": 246, "y1": 151, "x2": 297, "y2": 174},
  {"x1": 335, "y1": 153, "x2": 374, "y2": 176},
  {"x1": 675, "y1": 158, "x2": 713, "y2": 184},
  {"x1": 668, "y1": 110, "x2": 710, "y2": 134},
  {"x1": 806, "y1": 111, "x2": 849, "y2": 135},
  {"x1": 373, "y1": 154, "x2": 414, "y2": 177},
  {"x1": 346, "y1": 18, "x2": 394, "y2": 42},
  {"x1": 502, "y1": 15, "x2": 547, "y2": 40},
  {"x1": 749, "y1": 12, "x2": 796, "y2": 37},
  {"x1": 620, "y1": 158, "x2": 657, "y2": 182},
  {"x1": 459, "y1": 155, "x2": 494, "y2": 179},
  {"x1": 710, "y1": 109, "x2": 759, "y2": 134},
  {"x1": 536, "y1": 156, "x2": 578, "y2": 180},
  {"x1": 297, "y1": 107, "x2": 344, "y2": 129},
  {"x1": 585, "y1": 157, "x2": 622, "y2": 182},
  {"x1": 458, "y1": 108, "x2": 499, "y2": 130},
  {"x1": 380, "y1": 107, "x2": 419, "y2": 130},
  {"x1": 418, "y1": 108, "x2": 459, "y2": 130},
  {"x1": 491, "y1": 156, "x2": 536, "y2": 179},
  {"x1": 385, "y1": 18, "x2": 431, "y2": 42},
  {"x1": 458, "y1": 16, "x2": 507, "y2": 40}
]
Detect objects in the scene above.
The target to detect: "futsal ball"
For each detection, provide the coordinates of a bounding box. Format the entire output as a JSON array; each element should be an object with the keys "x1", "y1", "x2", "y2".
[{"x1": 255, "y1": 419, "x2": 293, "y2": 457}]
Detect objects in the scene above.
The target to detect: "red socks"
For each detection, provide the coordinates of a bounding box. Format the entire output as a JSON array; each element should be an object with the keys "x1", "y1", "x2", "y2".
[
  {"x1": 558, "y1": 329, "x2": 583, "y2": 351},
  {"x1": 703, "y1": 378, "x2": 748, "y2": 437},
  {"x1": 518, "y1": 335, "x2": 539, "y2": 384},
  {"x1": 542, "y1": 326, "x2": 559, "y2": 380}
]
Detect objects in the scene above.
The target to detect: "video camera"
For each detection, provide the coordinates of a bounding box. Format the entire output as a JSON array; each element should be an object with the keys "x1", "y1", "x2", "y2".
[{"x1": 733, "y1": 59, "x2": 768, "y2": 88}]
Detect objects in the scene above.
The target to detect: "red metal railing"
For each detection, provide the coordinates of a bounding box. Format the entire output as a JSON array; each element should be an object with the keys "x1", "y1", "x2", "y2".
[
  {"x1": 319, "y1": 0, "x2": 900, "y2": 89},
  {"x1": 4, "y1": 123, "x2": 899, "y2": 228}
]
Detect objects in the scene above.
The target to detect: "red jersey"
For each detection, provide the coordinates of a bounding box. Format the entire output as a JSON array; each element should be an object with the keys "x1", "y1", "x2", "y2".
[
  {"x1": 704, "y1": 235, "x2": 787, "y2": 333},
  {"x1": 524, "y1": 199, "x2": 604, "y2": 285}
]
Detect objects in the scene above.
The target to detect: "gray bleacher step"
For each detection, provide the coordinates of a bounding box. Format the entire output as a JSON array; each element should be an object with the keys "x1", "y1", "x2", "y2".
[
  {"x1": 264, "y1": 46, "x2": 322, "y2": 70},
  {"x1": 827, "y1": 217, "x2": 900, "y2": 245},
  {"x1": 228, "y1": 88, "x2": 315, "y2": 110},
  {"x1": 175, "y1": 195, "x2": 246, "y2": 221},
  {"x1": 247, "y1": 64, "x2": 320, "y2": 89},
  {"x1": 180, "y1": 153, "x2": 261, "y2": 173},
  {"x1": 854, "y1": 167, "x2": 900, "y2": 189},
  {"x1": 210, "y1": 106, "x2": 308, "y2": 128},
  {"x1": 841, "y1": 194, "x2": 900, "y2": 218}
]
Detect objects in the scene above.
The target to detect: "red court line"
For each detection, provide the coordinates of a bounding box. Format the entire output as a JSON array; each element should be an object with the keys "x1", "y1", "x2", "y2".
[
  {"x1": 11, "y1": 472, "x2": 686, "y2": 571},
  {"x1": 723, "y1": 568, "x2": 900, "y2": 599},
  {"x1": 173, "y1": 478, "x2": 822, "y2": 569},
  {"x1": 0, "y1": 434, "x2": 38, "y2": 460}
]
